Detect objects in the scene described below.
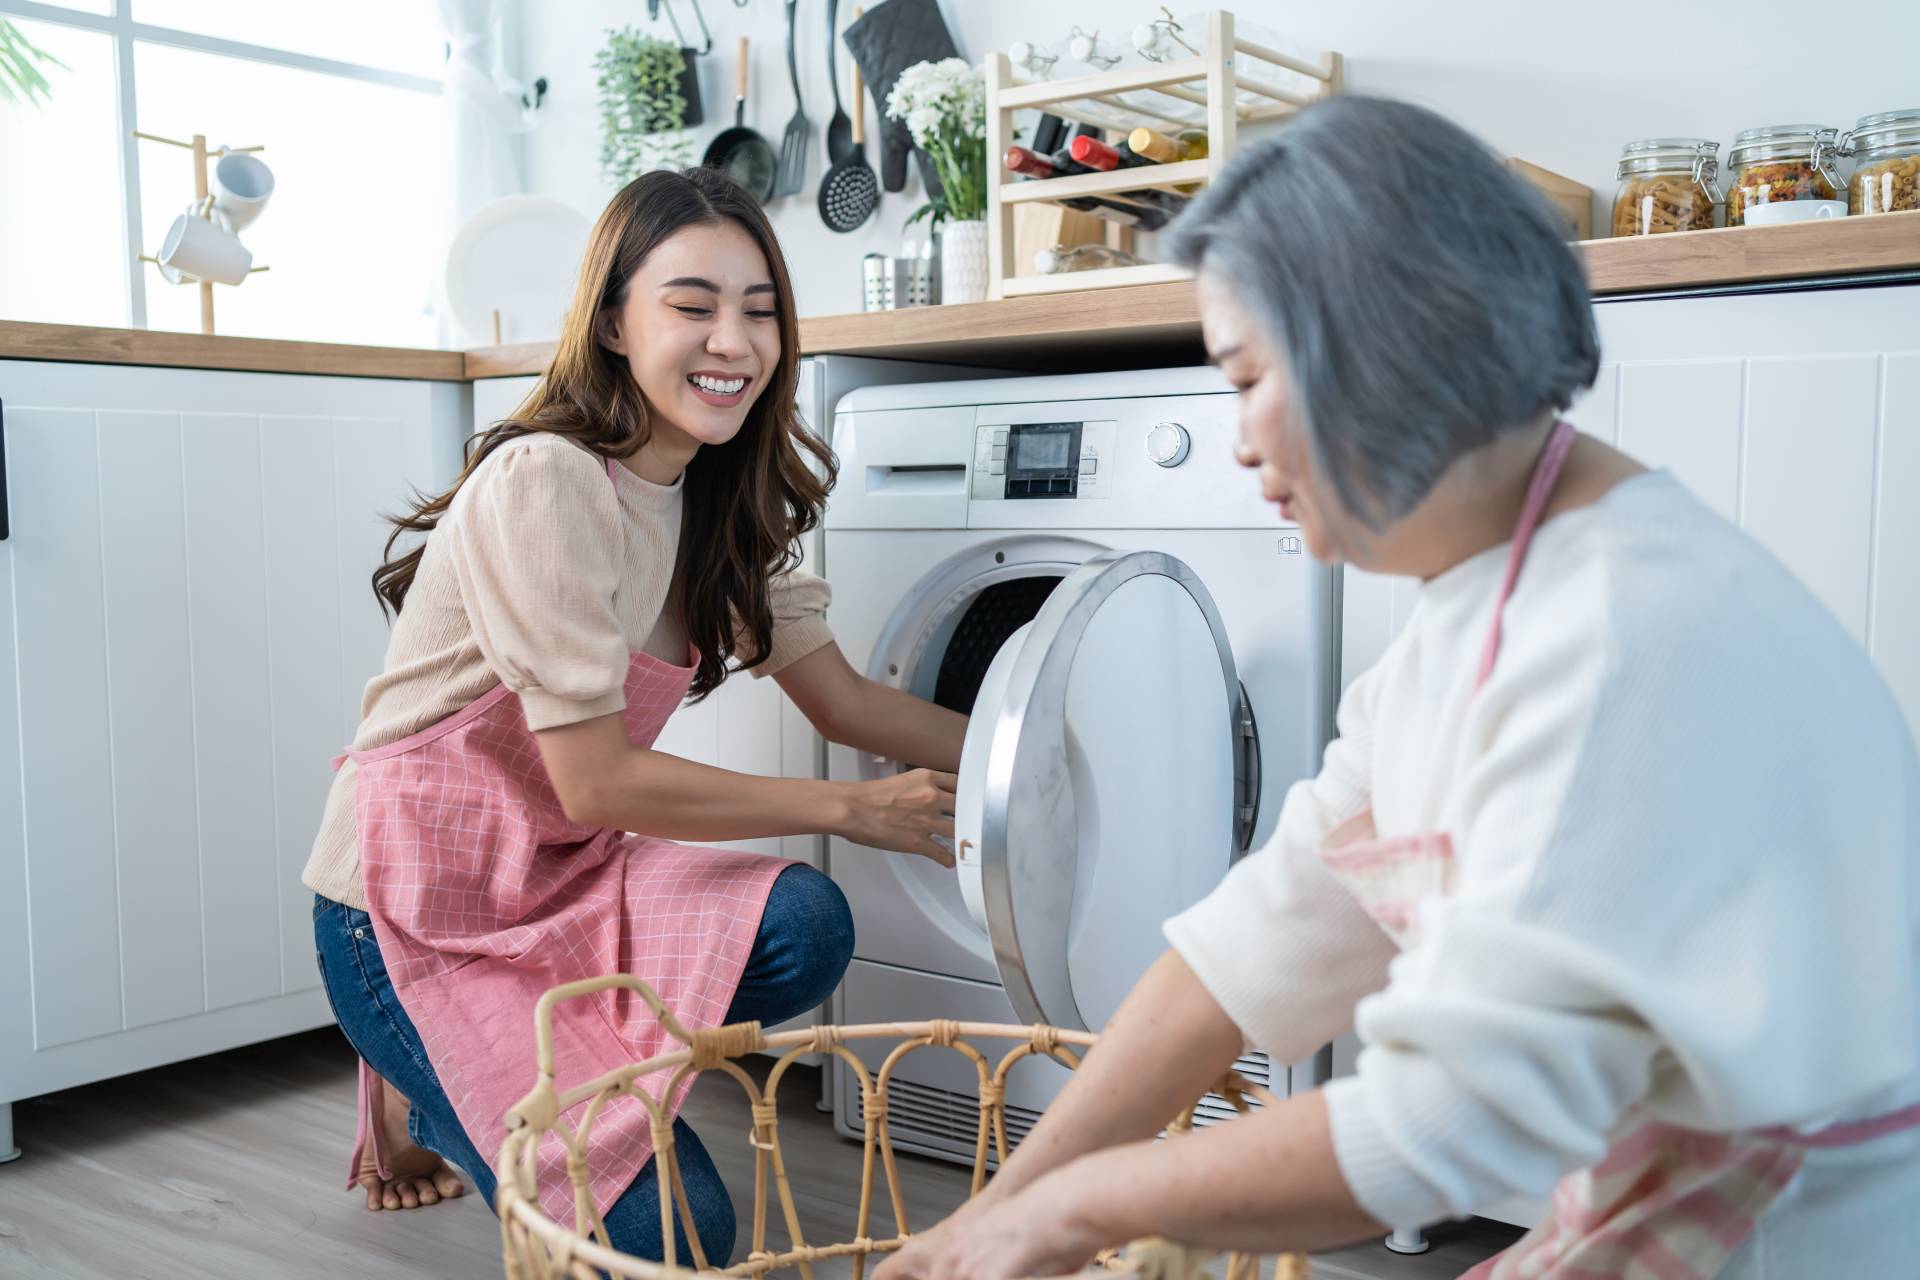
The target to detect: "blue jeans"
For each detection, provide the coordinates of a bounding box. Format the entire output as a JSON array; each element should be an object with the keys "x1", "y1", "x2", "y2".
[{"x1": 313, "y1": 863, "x2": 854, "y2": 1265}]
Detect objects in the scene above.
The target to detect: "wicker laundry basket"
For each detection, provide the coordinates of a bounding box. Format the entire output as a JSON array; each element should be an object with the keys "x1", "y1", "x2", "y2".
[{"x1": 496, "y1": 974, "x2": 1309, "y2": 1280}]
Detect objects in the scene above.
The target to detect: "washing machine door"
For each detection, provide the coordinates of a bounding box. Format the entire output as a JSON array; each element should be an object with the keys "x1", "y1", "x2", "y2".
[{"x1": 953, "y1": 550, "x2": 1257, "y2": 1033}]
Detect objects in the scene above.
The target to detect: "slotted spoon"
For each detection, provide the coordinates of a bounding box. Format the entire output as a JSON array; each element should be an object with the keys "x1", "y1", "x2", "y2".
[
  {"x1": 774, "y1": 0, "x2": 812, "y2": 197},
  {"x1": 818, "y1": 53, "x2": 878, "y2": 231}
]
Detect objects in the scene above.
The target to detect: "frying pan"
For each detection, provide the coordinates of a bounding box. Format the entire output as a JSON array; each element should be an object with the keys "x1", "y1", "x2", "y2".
[{"x1": 703, "y1": 36, "x2": 777, "y2": 203}]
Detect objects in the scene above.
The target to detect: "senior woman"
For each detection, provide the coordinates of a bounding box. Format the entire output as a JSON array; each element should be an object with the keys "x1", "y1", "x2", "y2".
[{"x1": 876, "y1": 97, "x2": 1920, "y2": 1280}]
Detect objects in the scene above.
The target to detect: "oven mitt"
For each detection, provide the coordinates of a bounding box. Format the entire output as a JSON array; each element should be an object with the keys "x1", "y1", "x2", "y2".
[{"x1": 843, "y1": 0, "x2": 960, "y2": 197}]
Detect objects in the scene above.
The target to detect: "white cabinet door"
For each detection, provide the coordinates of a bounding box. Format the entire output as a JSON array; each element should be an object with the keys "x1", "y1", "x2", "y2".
[
  {"x1": 1342, "y1": 284, "x2": 1920, "y2": 750},
  {"x1": 0, "y1": 360, "x2": 464, "y2": 1103}
]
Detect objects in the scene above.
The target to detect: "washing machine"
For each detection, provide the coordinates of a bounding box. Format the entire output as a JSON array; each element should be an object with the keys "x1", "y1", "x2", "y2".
[{"x1": 823, "y1": 367, "x2": 1341, "y2": 1162}]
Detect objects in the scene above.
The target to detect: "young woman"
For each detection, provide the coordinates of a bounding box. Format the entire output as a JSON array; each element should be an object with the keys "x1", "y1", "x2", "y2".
[
  {"x1": 304, "y1": 167, "x2": 967, "y2": 1262},
  {"x1": 879, "y1": 97, "x2": 1920, "y2": 1280}
]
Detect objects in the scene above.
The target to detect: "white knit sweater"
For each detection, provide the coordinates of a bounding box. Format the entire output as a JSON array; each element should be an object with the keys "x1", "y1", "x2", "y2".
[{"x1": 1164, "y1": 471, "x2": 1920, "y2": 1262}]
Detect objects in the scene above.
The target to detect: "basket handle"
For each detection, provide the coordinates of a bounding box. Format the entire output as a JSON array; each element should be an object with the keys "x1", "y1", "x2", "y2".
[{"x1": 531, "y1": 973, "x2": 694, "y2": 1080}]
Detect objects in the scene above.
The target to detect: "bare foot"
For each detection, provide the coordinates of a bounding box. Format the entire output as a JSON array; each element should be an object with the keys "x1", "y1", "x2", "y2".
[{"x1": 358, "y1": 1069, "x2": 466, "y2": 1211}]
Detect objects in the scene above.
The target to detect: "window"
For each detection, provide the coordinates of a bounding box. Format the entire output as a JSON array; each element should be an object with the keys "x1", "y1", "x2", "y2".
[
  {"x1": 130, "y1": 1, "x2": 443, "y2": 78},
  {"x1": 0, "y1": 1, "x2": 442, "y2": 344},
  {"x1": 0, "y1": 19, "x2": 125, "y2": 327}
]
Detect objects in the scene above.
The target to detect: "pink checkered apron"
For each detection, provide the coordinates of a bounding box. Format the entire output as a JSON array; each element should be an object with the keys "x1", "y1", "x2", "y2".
[
  {"x1": 1317, "y1": 421, "x2": 1920, "y2": 1278},
  {"x1": 338, "y1": 455, "x2": 791, "y2": 1222}
]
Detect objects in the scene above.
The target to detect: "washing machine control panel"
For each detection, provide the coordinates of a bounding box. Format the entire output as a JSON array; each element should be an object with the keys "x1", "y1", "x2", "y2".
[{"x1": 971, "y1": 420, "x2": 1116, "y2": 500}]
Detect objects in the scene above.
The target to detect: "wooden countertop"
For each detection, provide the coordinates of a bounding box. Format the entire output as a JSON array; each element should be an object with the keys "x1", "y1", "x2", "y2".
[
  {"x1": 8, "y1": 211, "x2": 1919, "y2": 381},
  {"x1": 486, "y1": 210, "x2": 1920, "y2": 376},
  {"x1": 0, "y1": 321, "x2": 467, "y2": 381}
]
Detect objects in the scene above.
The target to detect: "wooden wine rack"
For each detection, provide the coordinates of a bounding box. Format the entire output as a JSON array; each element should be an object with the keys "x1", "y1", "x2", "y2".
[{"x1": 985, "y1": 9, "x2": 1343, "y2": 298}]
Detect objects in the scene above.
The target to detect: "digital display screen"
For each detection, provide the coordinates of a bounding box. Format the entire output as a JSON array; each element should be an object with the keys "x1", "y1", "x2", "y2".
[
  {"x1": 1014, "y1": 430, "x2": 1072, "y2": 470},
  {"x1": 1004, "y1": 422, "x2": 1083, "y2": 499}
]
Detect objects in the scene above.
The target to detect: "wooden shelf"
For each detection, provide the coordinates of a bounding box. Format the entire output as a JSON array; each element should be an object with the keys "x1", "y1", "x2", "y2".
[
  {"x1": 0, "y1": 320, "x2": 466, "y2": 381},
  {"x1": 799, "y1": 280, "x2": 1208, "y2": 369},
  {"x1": 7, "y1": 211, "x2": 1919, "y2": 381},
  {"x1": 1581, "y1": 209, "x2": 1920, "y2": 294},
  {"x1": 998, "y1": 262, "x2": 1193, "y2": 298}
]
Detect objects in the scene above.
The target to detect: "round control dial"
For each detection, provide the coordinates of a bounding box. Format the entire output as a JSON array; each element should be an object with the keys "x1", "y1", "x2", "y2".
[{"x1": 1144, "y1": 422, "x2": 1192, "y2": 468}]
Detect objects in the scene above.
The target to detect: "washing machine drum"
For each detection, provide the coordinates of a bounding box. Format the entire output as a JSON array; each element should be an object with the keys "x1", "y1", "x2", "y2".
[{"x1": 953, "y1": 550, "x2": 1259, "y2": 1034}]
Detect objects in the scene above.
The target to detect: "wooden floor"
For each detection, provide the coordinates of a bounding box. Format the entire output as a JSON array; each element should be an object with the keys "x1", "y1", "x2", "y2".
[{"x1": 1, "y1": 1029, "x2": 1519, "y2": 1279}]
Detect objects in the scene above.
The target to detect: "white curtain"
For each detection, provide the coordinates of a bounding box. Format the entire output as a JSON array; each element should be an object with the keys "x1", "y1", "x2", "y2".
[{"x1": 431, "y1": 0, "x2": 528, "y2": 345}]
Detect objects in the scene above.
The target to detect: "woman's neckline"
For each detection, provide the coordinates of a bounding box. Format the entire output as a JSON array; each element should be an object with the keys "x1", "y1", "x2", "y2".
[
  {"x1": 606, "y1": 450, "x2": 684, "y2": 511},
  {"x1": 1418, "y1": 468, "x2": 1672, "y2": 601}
]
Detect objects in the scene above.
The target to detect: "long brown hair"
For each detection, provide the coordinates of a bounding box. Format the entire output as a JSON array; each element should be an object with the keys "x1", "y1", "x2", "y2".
[{"x1": 372, "y1": 167, "x2": 835, "y2": 699}]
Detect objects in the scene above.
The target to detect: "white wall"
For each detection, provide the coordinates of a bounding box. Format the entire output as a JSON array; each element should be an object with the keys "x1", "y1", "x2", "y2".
[{"x1": 511, "y1": 0, "x2": 1920, "y2": 319}]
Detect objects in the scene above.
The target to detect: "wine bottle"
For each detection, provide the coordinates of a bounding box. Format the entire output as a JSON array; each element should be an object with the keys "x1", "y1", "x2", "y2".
[
  {"x1": 1001, "y1": 148, "x2": 1175, "y2": 230},
  {"x1": 1007, "y1": 145, "x2": 1091, "y2": 179},
  {"x1": 1068, "y1": 135, "x2": 1154, "y2": 171},
  {"x1": 1127, "y1": 127, "x2": 1208, "y2": 163},
  {"x1": 1002, "y1": 146, "x2": 1189, "y2": 224}
]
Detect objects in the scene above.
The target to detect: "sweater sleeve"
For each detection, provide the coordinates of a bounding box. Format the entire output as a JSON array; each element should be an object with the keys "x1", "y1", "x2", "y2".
[
  {"x1": 1321, "y1": 536, "x2": 1920, "y2": 1230},
  {"x1": 737, "y1": 569, "x2": 836, "y2": 678},
  {"x1": 1162, "y1": 654, "x2": 1400, "y2": 1065},
  {"x1": 443, "y1": 439, "x2": 631, "y2": 730}
]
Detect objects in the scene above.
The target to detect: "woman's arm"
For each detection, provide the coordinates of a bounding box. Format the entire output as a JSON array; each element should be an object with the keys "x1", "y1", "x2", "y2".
[
  {"x1": 895, "y1": 1093, "x2": 1374, "y2": 1280},
  {"x1": 773, "y1": 642, "x2": 968, "y2": 772},
  {"x1": 534, "y1": 713, "x2": 956, "y2": 861},
  {"x1": 874, "y1": 954, "x2": 1377, "y2": 1280},
  {"x1": 967, "y1": 952, "x2": 1245, "y2": 1200}
]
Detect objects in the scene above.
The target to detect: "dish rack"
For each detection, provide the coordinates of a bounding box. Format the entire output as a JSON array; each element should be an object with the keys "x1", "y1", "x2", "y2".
[
  {"x1": 985, "y1": 9, "x2": 1343, "y2": 299},
  {"x1": 497, "y1": 973, "x2": 1309, "y2": 1280}
]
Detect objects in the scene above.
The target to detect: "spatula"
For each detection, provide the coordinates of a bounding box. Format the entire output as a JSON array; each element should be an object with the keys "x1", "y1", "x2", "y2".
[{"x1": 774, "y1": 0, "x2": 812, "y2": 197}]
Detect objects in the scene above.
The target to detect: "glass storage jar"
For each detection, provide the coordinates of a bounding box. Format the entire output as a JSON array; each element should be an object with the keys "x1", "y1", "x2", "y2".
[
  {"x1": 1841, "y1": 108, "x2": 1920, "y2": 215},
  {"x1": 1725, "y1": 124, "x2": 1845, "y2": 226},
  {"x1": 1611, "y1": 137, "x2": 1722, "y2": 236}
]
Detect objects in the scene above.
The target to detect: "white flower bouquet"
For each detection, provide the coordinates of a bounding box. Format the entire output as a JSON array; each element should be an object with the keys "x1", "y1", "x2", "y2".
[{"x1": 885, "y1": 57, "x2": 988, "y2": 225}]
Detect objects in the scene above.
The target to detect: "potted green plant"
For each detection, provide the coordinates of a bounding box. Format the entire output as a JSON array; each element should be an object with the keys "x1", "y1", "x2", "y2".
[
  {"x1": 595, "y1": 27, "x2": 695, "y2": 184},
  {"x1": 0, "y1": 19, "x2": 67, "y2": 107},
  {"x1": 886, "y1": 57, "x2": 988, "y2": 304}
]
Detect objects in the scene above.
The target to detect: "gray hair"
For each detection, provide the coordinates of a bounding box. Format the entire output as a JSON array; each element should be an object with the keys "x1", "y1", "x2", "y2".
[{"x1": 1169, "y1": 96, "x2": 1598, "y2": 530}]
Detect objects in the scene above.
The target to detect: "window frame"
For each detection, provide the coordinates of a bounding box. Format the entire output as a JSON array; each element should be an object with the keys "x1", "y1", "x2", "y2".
[{"x1": 0, "y1": 0, "x2": 440, "y2": 329}]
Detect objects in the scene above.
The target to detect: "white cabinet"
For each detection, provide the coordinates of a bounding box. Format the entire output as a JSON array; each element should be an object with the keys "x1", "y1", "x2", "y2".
[
  {"x1": 1343, "y1": 284, "x2": 1920, "y2": 750},
  {"x1": 0, "y1": 360, "x2": 465, "y2": 1118}
]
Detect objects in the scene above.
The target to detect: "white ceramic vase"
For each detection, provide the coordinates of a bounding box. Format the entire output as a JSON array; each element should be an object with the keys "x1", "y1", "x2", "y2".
[{"x1": 939, "y1": 219, "x2": 989, "y2": 305}]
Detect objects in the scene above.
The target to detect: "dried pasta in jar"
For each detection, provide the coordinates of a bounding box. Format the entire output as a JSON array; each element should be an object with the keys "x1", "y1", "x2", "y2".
[
  {"x1": 1611, "y1": 138, "x2": 1721, "y2": 237},
  {"x1": 1725, "y1": 125, "x2": 1844, "y2": 226},
  {"x1": 1842, "y1": 109, "x2": 1920, "y2": 215}
]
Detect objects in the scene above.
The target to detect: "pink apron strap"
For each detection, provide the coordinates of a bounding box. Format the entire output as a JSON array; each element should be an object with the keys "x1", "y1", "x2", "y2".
[
  {"x1": 345, "y1": 1058, "x2": 393, "y2": 1189},
  {"x1": 1754, "y1": 1101, "x2": 1920, "y2": 1148},
  {"x1": 1474, "y1": 419, "x2": 1578, "y2": 691}
]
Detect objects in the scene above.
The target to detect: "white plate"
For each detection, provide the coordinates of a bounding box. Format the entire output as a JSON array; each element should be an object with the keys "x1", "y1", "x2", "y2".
[{"x1": 444, "y1": 195, "x2": 591, "y2": 346}]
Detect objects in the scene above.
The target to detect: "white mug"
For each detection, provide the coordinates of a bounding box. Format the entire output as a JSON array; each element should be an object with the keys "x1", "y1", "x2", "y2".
[
  {"x1": 212, "y1": 150, "x2": 274, "y2": 232},
  {"x1": 158, "y1": 212, "x2": 253, "y2": 285},
  {"x1": 1744, "y1": 199, "x2": 1848, "y2": 227},
  {"x1": 212, "y1": 148, "x2": 276, "y2": 234}
]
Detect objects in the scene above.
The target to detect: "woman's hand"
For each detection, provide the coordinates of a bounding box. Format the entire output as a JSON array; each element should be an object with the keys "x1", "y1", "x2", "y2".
[
  {"x1": 838, "y1": 768, "x2": 958, "y2": 866},
  {"x1": 875, "y1": 1174, "x2": 1103, "y2": 1280}
]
